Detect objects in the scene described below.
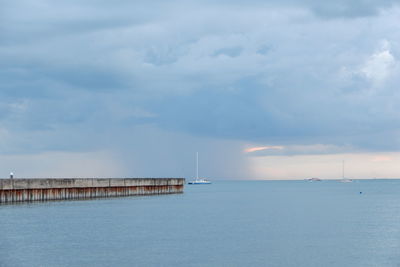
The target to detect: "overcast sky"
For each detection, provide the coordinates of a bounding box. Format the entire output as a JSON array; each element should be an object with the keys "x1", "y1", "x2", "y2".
[{"x1": 1, "y1": 0, "x2": 400, "y2": 179}]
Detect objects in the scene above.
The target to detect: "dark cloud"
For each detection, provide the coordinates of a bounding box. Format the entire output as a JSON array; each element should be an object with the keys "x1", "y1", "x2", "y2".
[
  {"x1": 1, "y1": 0, "x2": 400, "y2": 179},
  {"x1": 306, "y1": 0, "x2": 398, "y2": 18},
  {"x1": 206, "y1": 0, "x2": 399, "y2": 18},
  {"x1": 213, "y1": 46, "x2": 243, "y2": 57}
]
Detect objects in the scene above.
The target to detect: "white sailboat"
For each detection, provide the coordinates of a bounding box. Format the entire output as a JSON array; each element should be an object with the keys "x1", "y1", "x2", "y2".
[
  {"x1": 340, "y1": 160, "x2": 352, "y2": 183},
  {"x1": 188, "y1": 152, "x2": 211, "y2": 184}
]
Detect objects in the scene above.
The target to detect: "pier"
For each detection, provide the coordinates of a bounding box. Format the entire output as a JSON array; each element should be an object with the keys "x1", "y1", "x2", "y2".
[{"x1": 0, "y1": 178, "x2": 185, "y2": 203}]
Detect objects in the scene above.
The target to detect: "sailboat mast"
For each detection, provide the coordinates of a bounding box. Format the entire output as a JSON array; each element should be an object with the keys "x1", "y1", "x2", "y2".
[
  {"x1": 196, "y1": 152, "x2": 199, "y2": 179},
  {"x1": 342, "y1": 160, "x2": 344, "y2": 179}
]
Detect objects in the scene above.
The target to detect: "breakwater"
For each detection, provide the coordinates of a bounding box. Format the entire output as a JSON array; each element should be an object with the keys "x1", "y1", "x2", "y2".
[{"x1": 0, "y1": 178, "x2": 185, "y2": 203}]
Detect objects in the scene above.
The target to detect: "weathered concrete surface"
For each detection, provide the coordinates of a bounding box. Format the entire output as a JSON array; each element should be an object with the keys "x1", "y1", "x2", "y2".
[{"x1": 0, "y1": 178, "x2": 185, "y2": 203}]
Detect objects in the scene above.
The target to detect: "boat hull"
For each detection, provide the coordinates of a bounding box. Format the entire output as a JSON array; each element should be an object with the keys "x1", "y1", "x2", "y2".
[{"x1": 188, "y1": 181, "x2": 211, "y2": 184}]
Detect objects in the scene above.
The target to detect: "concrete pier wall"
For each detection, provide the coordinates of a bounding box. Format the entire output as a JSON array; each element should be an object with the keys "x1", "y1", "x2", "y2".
[{"x1": 0, "y1": 178, "x2": 185, "y2": 203}]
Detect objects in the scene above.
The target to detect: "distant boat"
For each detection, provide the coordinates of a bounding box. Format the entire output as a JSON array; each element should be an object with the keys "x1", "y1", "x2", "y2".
[
  {"x1": 188, "y1": 178, "x2": 211, "y2": 185},
  {"x1": 188, "y1": 152, "x2": 211, "y2": 185},
  {"x1": 340, "y1": 160, "x2": 352, "y2": 183},
  {"x1": 307, "y1": 177, "x2": 322, "y2": 182}
]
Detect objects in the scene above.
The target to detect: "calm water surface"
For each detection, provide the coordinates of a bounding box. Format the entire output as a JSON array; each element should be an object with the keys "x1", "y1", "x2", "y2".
[{"x1": 1, "y1": 180, "x2": 400, "y2": 267}]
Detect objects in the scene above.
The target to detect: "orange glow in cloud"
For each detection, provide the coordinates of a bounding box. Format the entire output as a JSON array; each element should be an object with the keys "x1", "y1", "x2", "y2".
[
  {"x1": 244, "y1": 146, "x2": 284, "y2": 153},
  {"x1": 371, "y1": 155, "x2": 393, "y2": 162}
]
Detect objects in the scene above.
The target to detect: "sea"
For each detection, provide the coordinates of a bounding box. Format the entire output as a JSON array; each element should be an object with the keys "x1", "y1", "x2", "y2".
[{"x1": 1, "y1": 180, "x2": 400, "y2": 267}]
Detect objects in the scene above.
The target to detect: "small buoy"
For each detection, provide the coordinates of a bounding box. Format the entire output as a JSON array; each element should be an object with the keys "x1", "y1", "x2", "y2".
[{"x1": 359, "y1": 191, "x2": 362, "y2": 194}]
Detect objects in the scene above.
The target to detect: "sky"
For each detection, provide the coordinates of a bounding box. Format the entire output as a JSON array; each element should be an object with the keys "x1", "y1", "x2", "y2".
[{"x1": 1, "y1": 0, "x2": 400, "y2": 179}]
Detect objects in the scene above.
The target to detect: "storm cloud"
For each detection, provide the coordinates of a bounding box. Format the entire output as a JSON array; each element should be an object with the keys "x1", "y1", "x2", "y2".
[{"x1": 1, "y1": 0, "x2": 400, "y2": 178}]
